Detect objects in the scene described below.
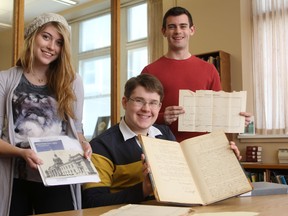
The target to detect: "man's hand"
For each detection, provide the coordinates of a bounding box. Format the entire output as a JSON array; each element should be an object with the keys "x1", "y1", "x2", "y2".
[
  {"x1": 240, "y1": 112, "x2": 252, "y2": 127},
  {"x1": 141, "y1": 154, "x2": 153, "y2": 198},
  {"x1": 163, "y1": 106, "x2": 185, "y2": 125},
  {"x1": 230, "y1": 141, "x2": 242, "y2": 161}
]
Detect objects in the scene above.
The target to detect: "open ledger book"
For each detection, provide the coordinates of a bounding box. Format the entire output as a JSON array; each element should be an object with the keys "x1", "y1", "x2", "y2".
[
  {"x1": 139, "y1": 131, "x2": 252, "y2": 205},
  {"x1": 28, "y1": 135, "x2": 100, "y2": 186}
]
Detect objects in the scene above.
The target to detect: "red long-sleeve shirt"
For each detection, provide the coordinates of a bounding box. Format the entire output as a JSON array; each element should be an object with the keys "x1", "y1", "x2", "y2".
[{"x1": 142, "y1": 55, "x2": 222, "y2": 142}]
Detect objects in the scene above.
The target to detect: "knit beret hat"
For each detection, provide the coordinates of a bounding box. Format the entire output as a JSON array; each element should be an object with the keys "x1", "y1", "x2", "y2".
[{"x1": 24, "y1": 13, "x2": 69, "y2": 38}]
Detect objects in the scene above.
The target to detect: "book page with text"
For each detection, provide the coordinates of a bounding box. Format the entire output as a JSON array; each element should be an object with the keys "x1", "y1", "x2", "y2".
[
  {"x1": 139, "y1": 135, "x2": 203, "y2": 205},
  {"x1": 180, "y1": 131, "x2": 252, "y2": 204},
  {"x1": 178, "y1": 90, "x2": 246, "y2": 133}
]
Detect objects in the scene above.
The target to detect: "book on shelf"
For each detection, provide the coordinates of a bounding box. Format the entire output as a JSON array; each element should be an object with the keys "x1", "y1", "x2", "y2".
[
  {"x1": 269, "y1": 171, "x2": 288, "y2": 184},
  {"x1": 246, "y1": 151, "x2": 262, "y2": 156},
  {"x1": 240, "y1": 182, "x2": 288, "y2": 197},
  {"x1": 251, "y1": 173, "x2": 258, "y2": 182},
  {"x1": 245, "y1": 171, "x2": 266, "y2": 182},
  {"x1": 138, "y1": 131, "x2": 252, "y2": 206},
  {"x1": 275, "y1": 175, "x2": 287, "y2": 184},
  {"x1": 246, "y1": 146, "x2": 262, "y2": 152},
  {"x1": 28, "y1": 135, "x2": 100, "y2": 186},
  {"x1": 246, "y1": 155, "x2": 261, "y2": 159},
  {"x1": 245, "y1": 146, "x2": 262, "y2": 162},
  {"x1": 279, "y1": 175, "x2": 288, "y2": 184},
  {"x1": 246, "y1": 158, "x2": 262, "y2": 163},
  {"x1": 246, "y1": 155, "x2": 262, "y2": 162}
]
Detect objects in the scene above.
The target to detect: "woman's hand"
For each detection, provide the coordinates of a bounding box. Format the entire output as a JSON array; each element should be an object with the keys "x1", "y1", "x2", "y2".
[
  {"x1": 81, "y1": 140, "x2": 92, "y2": 159},
  {"x1": 20, "y1": 148, "x2": 43, "y2": 169},
  {"x1": 78, "y1": 133, "x2": 92, "y2": 159}
]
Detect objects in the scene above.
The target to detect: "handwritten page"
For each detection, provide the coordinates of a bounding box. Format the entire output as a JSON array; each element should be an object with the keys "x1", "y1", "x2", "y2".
[
  {"x1": 139, "y1": 131, "x2": 252, "y2": 205},
  {"x1": 178, "y1": 90, "x2": 247, "y2": 133},
  {"x1": 181, "y1": 131, "x2": 252, "y2": 204},
  {"x1": 139, "y1": 136, "x2": 203, "y2": 205}
]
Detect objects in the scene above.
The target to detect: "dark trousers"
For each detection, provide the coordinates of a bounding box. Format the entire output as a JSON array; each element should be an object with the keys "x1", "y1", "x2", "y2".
[{"x1": 9, "y1": 178, "x2": 74, "y2": 216}]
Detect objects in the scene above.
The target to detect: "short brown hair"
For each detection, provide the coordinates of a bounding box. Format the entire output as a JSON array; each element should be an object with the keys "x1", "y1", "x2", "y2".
[
  {"x1": 162, "y1": 6, "x2": 193, "y2": 29},
  {"x1": 124, "y1": 74, "x2": 164, "y2": 102}
]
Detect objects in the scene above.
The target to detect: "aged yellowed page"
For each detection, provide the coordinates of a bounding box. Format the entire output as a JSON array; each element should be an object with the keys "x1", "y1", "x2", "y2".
[
  {"x1": 139, "y1": 131, "x2": 252, "y2": 205},
  {"x1": 101, "y1": 204, "x2": 194, "y2": 216},
  {"x1": 178, "y1": 90, "x2": 247, "y2": 133},
  {"x1": 181, "y1": 131, "x2": 252, "y2": 204},
  {"x1": 139, "y1": 135, "x2": 203, "y2": 205}
]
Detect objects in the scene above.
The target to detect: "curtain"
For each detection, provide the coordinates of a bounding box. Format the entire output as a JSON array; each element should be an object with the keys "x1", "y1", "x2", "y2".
[
  {"x1": 147, "y1": 0, "x2": 164, "y2": 62},
  {"x1": 252, "y1": 0, "x2": 288, "y2": 134}
]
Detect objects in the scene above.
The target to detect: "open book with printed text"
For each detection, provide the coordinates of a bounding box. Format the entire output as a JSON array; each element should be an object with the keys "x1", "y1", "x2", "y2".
[
  {"x1": 28, "y1": 135, "x2": 100, "y2": 186},
  {"x1": 139, "y1": 131, "x2": 252, "y2": 205}
]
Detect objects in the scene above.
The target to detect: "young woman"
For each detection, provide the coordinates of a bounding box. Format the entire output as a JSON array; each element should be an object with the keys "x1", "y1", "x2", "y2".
[{"x1": 0, "y1": 13, "x2": 91, "y2": 215}]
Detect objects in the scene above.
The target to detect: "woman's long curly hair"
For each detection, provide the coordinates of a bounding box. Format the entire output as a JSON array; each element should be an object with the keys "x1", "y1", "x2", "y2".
[{"x1": 16, "y1": 22, "x2": 76, "y2": 121}]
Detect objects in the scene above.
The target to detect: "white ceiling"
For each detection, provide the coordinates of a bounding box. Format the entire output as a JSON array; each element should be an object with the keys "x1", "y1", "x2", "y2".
[{"x1": 0, "y1": 0, "x2": 92, "y2": 31}]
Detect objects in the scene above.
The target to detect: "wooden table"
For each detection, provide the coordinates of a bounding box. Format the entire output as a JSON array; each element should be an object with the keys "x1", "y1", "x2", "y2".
[{"x1": 35, "y1": 194, "x2": 288, "y2": 216}]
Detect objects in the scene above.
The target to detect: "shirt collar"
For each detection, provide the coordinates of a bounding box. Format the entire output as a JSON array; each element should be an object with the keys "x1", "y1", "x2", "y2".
[{"x1": 119, "y1": 118, "x2": 163, "y2": 141}]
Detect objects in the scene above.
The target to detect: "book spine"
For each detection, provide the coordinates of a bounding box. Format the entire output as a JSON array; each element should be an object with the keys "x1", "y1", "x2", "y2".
[
  {"x1": 279, "y1": 175, "x2": 288, "y2": 185},
  {"x1": 246, "y1": 155, "x2": 262, "y2": 159},
  {"x1": 250, "y1": 173, "x2": 257, "y2": 182},
  {"x1": 246, "y1": 157, "x2": 262, "y2": 162},
  {"x1": 246, "y1": 150, "x2": 262, "y2": 156},
  {"x1": 245, "y1": 146, "x2": 263, "y2": 163},
  {"x1": 246, "y1": 146, "x2": 262, "y2": 152}
]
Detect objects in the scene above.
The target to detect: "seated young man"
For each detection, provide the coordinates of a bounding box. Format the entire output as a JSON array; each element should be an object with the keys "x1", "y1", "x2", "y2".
[
  {"x1": 82, "y1": 74, "x2": 242, "y2": 208},
  {"x1": 82, "y1": 74, "x2": 175, "y2": 208}
]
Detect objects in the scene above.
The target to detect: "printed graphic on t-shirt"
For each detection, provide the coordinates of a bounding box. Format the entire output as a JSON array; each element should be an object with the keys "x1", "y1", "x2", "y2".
[{"x1": 12, "y1": 92, "x2": 63, "y2": 148}]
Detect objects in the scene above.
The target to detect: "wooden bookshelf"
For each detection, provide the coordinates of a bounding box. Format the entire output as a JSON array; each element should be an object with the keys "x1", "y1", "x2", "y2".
[
  {"x1": 196, "y1": 50, "x2": 231, "y2": 92},
  {"x1": 241, "y1": 163, "x2": 288, "y2": 183}
]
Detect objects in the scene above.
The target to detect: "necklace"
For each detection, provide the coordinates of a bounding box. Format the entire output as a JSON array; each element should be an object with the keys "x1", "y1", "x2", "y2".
[
  {"x1": 25, "y1": 71, "x2": 47, "y2": 84},
  {"x1": 32, "y1": 74, "x2": 46, "y2": 83},
  {"x1": 36, "y1": 77, "x2": 45, "y2": 83}
]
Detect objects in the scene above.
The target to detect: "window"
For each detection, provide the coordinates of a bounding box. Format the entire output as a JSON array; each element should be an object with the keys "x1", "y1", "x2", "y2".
[
  {"x1": 127, "y1": 3, "x2": 147, "y2": 42},
  {"x1": 128, "y1": 47, "x2": 147, "y2": 78},
  {"x1": 252, "y1": 0, "x2": 288, "y2": 134},
  {"x1": 77, "y1": 13, "x2": 111, "y2": 138},
  {"x1": 126, "y1": 3, "x2": 148, "y2": 80},
  {"x1": 79, "y1": 14, "x2": 111, "y2": 52},
  {"x1": 71, "y1": 1, "x2": 147, "y2": 138}
]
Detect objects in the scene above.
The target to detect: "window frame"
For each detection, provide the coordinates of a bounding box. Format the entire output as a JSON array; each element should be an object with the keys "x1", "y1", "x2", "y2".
[{"x1": 70, "y1": 0, "x2": 147, "y2": 138}]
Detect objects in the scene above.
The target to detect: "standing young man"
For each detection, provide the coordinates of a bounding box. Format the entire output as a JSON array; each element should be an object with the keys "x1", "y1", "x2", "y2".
[{"x1": 142, "y1": 6, "x2": 251, "y2": 142}]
